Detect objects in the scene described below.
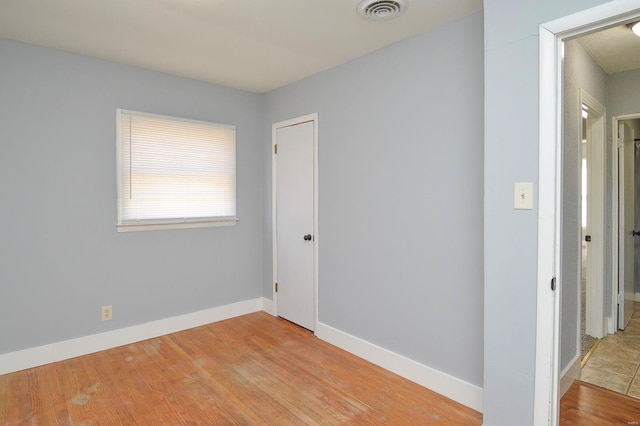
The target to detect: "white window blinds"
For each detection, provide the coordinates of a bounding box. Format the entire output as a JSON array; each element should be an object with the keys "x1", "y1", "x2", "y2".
[{"x1": 117, "y1": 109, "x2": 236, "y2": 231}]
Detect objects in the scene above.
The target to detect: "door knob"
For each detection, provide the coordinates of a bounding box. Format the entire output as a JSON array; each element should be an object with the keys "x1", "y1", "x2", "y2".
[
  {"x1": 633, "y1": 231, "x2": 640, "y2": 237},
  {"x1": 303, "y1": 234, "x2": 312, "y2": 241}
]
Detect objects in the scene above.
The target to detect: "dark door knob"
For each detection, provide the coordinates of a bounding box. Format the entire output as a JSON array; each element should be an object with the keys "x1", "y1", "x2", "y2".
[
  {"x1": 303, "y1": 234, "x2": 312, "y2": 241},
  {"x1": 633, "y1": 231, "x2": 640, "y2": 237}
]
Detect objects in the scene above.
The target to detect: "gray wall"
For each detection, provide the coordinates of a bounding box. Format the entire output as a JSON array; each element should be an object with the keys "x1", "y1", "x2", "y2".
[
  {"x1": 561, "y1": 39, "x2": 607, "y2": 371},
  {"x1": 483, "y1": 0, "x2": 610, "y2": 424},
  {"x1": 262, "y1": 12, "x2": 484, "y2": 387},
  {"x1": 0, "y1": 39, "x2": 264, "y2": 354},
  {"x1": 608, "y1": 69, "x2": 640, "y2": 118}
]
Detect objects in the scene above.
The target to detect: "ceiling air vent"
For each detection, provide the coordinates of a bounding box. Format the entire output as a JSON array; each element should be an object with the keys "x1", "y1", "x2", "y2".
[{"x1": 357, "y1": 0, "x2": 408, "y2": 21}]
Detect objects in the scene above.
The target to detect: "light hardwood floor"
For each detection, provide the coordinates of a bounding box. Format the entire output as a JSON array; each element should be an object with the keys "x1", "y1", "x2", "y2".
[
  {"x1": 4, "y1": 311, "x2": 637, "y2": 425},
  {"x1": 560, "y1": 380, "x2": 640, "y2": 425},
  {"x1": 1, "y1": 312, "x2": 482, "y2": 425}
]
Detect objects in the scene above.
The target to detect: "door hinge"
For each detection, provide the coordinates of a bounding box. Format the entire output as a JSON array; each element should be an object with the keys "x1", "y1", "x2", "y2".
[
  {"x1": 550, "y1": 276, "x2": 557, "y2": 291},
  {"x1": 275, "y1": 282, "x2": 278, "y2": 293},
  {"x1": 274, "y1": 144, "x2": 278, "y2": 154}
]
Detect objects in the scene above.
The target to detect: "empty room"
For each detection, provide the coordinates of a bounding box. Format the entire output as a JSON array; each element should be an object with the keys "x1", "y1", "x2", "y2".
[{"x1": 2, "y1": 1, "x2": 640, "y2": 425}]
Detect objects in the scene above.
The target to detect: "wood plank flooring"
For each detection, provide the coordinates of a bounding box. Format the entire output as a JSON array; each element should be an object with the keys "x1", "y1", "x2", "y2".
[
  {"x1": 560, "y1": 380, "x2": 640, "y2": 425},
  {"x1": 1, "y1": 312, "x2": 482, "y2": 425},
  {"x1": 6, "y1": 312, "x2": 636, "y2": 425}
]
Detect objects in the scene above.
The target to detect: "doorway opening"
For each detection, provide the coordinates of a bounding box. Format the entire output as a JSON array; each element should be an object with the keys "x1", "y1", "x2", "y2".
[
  {"x1": 580, "y1": 102, "x2": 598, "y2": 362},
  {"x1": 574, "y1": 115, "x2": 640, "y2": 399},
  {"x1": 614, "y1": 115, "x2": 640, "y2": 331},
  {"x1": 563, "y1": 24, "x2": 640, "y2": 405},
  {"x1": 537, "y1": 3, "x2": 640, "y2": 423},
  {"x1": 579, "y1": 92, "x2": 606, "y2": 346}
]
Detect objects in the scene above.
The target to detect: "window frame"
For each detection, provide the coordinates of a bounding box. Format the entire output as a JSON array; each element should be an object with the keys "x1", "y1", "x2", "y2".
[{"x1": 116, "y1": 109, "x2": 238, "y2": 232}]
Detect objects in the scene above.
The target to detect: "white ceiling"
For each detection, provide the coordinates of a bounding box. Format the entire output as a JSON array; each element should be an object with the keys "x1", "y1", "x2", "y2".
[
  {"x1": 578, "y1": 24, "x2": 640, "y2": 74},
  {"x1": 0, "y1": 0, "x2": 482, "y2": 93}
]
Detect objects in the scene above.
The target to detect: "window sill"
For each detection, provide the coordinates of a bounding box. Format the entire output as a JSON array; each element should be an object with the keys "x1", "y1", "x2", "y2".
[{"x1": 117, "y1": 219, "x2": 238, "y2": 233}]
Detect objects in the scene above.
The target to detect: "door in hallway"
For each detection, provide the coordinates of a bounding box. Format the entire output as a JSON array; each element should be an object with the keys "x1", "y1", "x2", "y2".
[{"x1": 619, "y1": 120, "x2": 636, "y2": 330}]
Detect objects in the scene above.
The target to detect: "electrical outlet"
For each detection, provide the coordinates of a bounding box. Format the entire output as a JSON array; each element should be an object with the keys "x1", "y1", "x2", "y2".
[{"x1": 101, "y1": 305, "x2": 113, "y2": 321}]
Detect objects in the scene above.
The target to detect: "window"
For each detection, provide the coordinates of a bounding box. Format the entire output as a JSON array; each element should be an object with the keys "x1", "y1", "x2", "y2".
[{"x1": 116, "y1": 109, "x2": 236, "y2": 232}]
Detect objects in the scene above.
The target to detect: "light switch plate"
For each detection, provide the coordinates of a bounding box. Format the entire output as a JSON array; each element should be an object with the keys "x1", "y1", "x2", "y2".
[{"x1": 514, "y1": 182, "x2": 534, "y2": 210}]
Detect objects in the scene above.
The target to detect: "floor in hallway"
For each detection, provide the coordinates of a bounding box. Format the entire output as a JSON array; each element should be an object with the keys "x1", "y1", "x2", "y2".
[{"x1": 580, "y1": 301, "x2": 640, "y2": 398}]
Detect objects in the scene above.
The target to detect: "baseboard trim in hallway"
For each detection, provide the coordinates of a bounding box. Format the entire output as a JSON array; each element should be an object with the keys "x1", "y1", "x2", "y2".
[{"x1": 560, "y1": 354, "x2": 581, "y2": 398}]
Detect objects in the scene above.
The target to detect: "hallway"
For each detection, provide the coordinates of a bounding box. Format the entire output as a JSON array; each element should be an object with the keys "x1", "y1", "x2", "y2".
[{"x1": 579, "y1": 301, "x2": 640, "y2": 398}]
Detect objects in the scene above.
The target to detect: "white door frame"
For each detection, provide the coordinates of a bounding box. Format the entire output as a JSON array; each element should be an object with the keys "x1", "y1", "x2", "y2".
[
  {"x1": 582, "y1": 90, "x2": 606, "y2": 339},
  {"x1": 272, "y1": 113, "x2": 319, "y2": 329},
  {"x1": 537, "y1": 2, "x2": 640, "y2": 424},
  {"x1": 613, "y1": 113, "x2": 640, "y2": 332}
]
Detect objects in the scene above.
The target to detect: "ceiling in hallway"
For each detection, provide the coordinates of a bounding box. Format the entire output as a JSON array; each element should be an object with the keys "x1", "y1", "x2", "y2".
[{"x1": 579, "y1": 23, "x2": 640, "y2": 74}]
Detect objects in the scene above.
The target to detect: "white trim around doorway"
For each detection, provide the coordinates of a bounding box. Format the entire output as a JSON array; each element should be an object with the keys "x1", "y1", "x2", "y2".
[
  {"x1": 581, "y1": 90, "x2": 606, "y2": 340},
  {"x1": 537, "y1": 2, "x2": 640, "y2": 424}
]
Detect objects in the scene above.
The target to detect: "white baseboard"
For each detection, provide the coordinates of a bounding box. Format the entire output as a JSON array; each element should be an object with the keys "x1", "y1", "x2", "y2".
[
  {"x1": 261, "y1": 297, "x2": 274, "y2": 315},
  {"x1": 0, "y1": 298, "x2": 262, "y2": 376},
  {"x1": 2, "y1": 297, "x2": 483, "y2": 415},
  {"x1": 607, "y1": 315, "x2": 617, "y2": 334},
  {"x1": 559, "y1": 354, "x2": 580, "y2": 398},
  {"x1": 315, "y1": 322, "x2": 483, "y2": 413},
  {"x1": 635, "y1": 293, "x2": 640, "y2": 302}
]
